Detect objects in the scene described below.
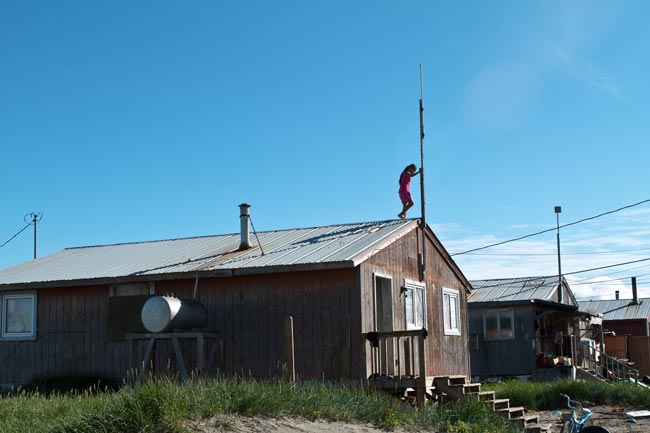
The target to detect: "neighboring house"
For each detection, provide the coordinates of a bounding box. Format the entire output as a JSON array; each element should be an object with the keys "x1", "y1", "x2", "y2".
[
  {"x1": 468, "y1": 276, "x2": 588, "y2": 381},
  {"x1": 0, "y1": 206, "x2": 472, "y2": 389},
  {"x1": 580, "y1": 296, "x2": 650, "y2": 376},
  {"x1": 580, "y1": 296, "x2": 650, "y2": 337}
]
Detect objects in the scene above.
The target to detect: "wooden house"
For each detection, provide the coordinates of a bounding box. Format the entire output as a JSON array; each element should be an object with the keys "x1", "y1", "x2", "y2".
[
  {"x1": 0, "y1": 206, "x2": 472, "y2": 391},
  {"x1": 468, "y1": 276, "x2": 586, "y2": 381},
  {"x1": 580, "y1": 295, "x2": 650, "y2": 376}
]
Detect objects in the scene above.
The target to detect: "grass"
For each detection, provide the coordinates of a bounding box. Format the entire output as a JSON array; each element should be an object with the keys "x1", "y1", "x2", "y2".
[
  {"x1": 484, "y1": 378, "x2": 650, "y2": 411},
  {"x1": 0, "y1": 377, "x2": 521, "y2": 433},
  {"x1": 4, "y1": 377, "x2": 644, "y2": 433}
]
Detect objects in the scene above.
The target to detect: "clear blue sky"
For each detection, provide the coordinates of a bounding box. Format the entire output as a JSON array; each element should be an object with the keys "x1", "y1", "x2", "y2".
[{"x1": 2, "y1": 1, "x2": 650, "y2": 299}]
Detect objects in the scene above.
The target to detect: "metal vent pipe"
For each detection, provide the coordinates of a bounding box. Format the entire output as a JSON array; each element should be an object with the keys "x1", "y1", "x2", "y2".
[{"x1": 239, "y1": 203, "x2": 252, "y2": 250}]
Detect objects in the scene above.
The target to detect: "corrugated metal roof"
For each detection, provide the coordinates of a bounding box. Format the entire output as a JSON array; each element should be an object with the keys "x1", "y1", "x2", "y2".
[
  {"x1": 469, "y1": 276, "x2": 572, "y2": 304},
  {"x1": 578, "y1": 298, "x2": 650, "y2": 321},
  {"x1": 0, "y1": 219, "x2": 417, "y2": 287}
]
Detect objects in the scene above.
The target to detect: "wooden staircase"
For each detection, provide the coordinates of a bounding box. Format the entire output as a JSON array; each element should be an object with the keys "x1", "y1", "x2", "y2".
[{"x1": 433, "y1": 376, "x2": 552, "y2": 433}]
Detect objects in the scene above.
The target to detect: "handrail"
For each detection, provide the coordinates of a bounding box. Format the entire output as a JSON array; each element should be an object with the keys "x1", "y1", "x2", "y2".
[{"x1": 581, "y1": 340, "x2": 639, "y2": 385}]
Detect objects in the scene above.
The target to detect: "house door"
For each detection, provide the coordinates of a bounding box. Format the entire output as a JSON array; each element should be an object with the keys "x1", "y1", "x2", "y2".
[{"x1": 374, "y1": 274, "x2": 395, "y2": 374}]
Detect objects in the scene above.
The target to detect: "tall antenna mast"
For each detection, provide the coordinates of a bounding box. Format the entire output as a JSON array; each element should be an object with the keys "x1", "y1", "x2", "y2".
[{"x1": 419, "y1": 65, "x2": 427, "y2": 282}]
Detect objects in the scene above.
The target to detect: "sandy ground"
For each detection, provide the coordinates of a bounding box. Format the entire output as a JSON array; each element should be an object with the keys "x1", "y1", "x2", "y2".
[
  {"x1": 537, "y1": 405, "x2": 650, "y2": 433},
  {"x1": 187, "y1": 406, "x2": 650, "y2": 433}
]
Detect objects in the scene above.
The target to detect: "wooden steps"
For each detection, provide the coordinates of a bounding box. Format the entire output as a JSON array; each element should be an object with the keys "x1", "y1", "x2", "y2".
[{"x1": 433, "y1": 375, "x2": 552, "y2": 433}]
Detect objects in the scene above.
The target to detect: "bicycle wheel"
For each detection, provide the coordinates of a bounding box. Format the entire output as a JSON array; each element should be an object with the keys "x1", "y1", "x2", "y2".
[
  {"x1": 581, "y1": 426, "x2": 610, "y2": 433},
  {"x1": 559, "y1": 421, "x2": 572, "y2": 433}
]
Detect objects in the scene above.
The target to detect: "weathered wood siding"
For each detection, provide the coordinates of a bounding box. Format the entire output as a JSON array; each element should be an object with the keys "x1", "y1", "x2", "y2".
[
  {"x1": 0, "y1": 285, "x2": 145, "y2": 386},
  {"x1": 153, "y1": 269, "x2": 360, "y2": 380},
  {"x1": 359, "y1": 227, "x2": 471, "y2": 378},
  {"x1": 0, "y1": 268, "x2": 361, "y2": 386}
]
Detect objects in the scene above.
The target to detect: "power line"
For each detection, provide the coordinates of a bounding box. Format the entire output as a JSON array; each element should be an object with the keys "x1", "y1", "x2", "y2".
[
  {"x1": 462, "y1": 246, "x2": 650, "y2": 257},
  {"x1": 563, "y1": 257, "x2": 650, "y2": 276},
  {"x1": 0, "y1": 222, "x2": 32, "y2": 250},
  {"x1": 570, "y1": 273, "x2": 650, "y2": 286},
  {"x1": 452, "y1": 198, "x2": 650, "y2": 256}
]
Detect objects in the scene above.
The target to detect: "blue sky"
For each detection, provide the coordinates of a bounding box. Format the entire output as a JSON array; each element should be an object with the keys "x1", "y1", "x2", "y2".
[{"x1": 2, "y1": 1, "x2": 650, "y2": 299}]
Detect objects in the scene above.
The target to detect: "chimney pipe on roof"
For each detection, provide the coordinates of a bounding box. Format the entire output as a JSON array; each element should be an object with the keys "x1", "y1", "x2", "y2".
[
  {"x1": 239, "y1": 203, "x2": 252, "y2": 250},
  {"x1": 632, "y1": 276, "x2": 639, "y2": 305},
  {"x1": 615, "y1": 290, "x2": 620, "y2": 300}
]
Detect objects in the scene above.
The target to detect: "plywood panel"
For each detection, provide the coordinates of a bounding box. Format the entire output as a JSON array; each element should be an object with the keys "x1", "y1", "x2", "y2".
[{"x1": 629, "y1": 337, "x2": 650, "y2": 376}]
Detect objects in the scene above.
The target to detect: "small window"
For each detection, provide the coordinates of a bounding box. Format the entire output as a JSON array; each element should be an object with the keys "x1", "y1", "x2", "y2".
[
  {"x1": 1, "y1": 293, "x2": 37, "y2": 340},
  {"x1": 443, "y1": 288, "x2": 461, "y2": 336},
  {"x1": 483, "y1": 309, "x2": 514, "y2": 340},
  {"x1": 404, "y1": 279, "x2": 425, "y2": 329}
]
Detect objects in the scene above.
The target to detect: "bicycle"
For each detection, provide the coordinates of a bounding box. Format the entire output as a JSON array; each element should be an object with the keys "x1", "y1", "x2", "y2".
[{"x1": 559, "y1": 393, "x2": 610, "y2": 433}]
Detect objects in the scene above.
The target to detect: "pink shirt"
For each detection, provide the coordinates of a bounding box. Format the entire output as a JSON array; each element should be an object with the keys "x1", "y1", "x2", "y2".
[{"x1": 399, "y1": 170, "x2": 411, "y2": 193}]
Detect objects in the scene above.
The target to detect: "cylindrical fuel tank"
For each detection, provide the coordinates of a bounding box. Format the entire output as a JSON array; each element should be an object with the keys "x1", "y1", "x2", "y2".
[{"x1": 141, "y1": 296, "x2": 207, "y2": 333}]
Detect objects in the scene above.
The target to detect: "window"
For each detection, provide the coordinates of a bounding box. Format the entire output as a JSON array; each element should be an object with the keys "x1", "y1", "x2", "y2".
[
  {"x1": 1, "y1": 293, "x2": 36, "y2": 340},
  {"x1": 404, "y1": 279, "x2": 425, "y2": 329},
  {"x1": 483, "y1": 309, "x2": 514, "y2": 340},
  {"x1": 442, "y1": 288, "x2": 461, "y2": 336}
]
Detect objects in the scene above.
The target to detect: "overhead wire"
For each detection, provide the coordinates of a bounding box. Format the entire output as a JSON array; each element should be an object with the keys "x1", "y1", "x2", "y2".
[
  {"x1": 451, "y1": 198, "x2": 650, "y2": 256},
  {"x1": 0, "y1": 222, "x2": 33, "y2": 250}
]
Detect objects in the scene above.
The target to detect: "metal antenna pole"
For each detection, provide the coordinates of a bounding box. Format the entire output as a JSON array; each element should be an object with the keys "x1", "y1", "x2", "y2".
[
  {"x1": 25, "y1": 212, "x2": 43, "y2": 259},
  {"x1": 419, "y1": 65, "x2": 427, "y2": 282},
  {"x1": 555, "y1": 206, "x2": 562, "y2": 303},
  {"x1": 33, "y1": 213, "x2": 37, "y2": 259}
]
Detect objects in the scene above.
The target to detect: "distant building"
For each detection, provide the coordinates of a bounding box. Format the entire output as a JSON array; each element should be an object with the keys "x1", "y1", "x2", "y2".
[{"x1": 468, "y1": 276, "x2": 592, "y2": 381}]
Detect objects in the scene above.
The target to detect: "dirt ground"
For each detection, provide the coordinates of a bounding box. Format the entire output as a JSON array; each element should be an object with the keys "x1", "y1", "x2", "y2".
[
  {"x1": 537, "y1": 405, "x2": 650, "y2": 433},
  {"x1": 187, "y1": 406, "x2": 650, "y2": 433}
]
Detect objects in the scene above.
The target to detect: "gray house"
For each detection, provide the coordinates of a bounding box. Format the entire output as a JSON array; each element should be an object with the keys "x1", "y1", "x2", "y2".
[{"x1": 468, "y1": 276, "x2": 585, "y2": 381}]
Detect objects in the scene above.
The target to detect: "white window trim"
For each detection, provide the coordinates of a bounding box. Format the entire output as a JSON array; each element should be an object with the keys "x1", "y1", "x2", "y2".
[
  {"x1": 404, "y1": 279, "x2": 426, "y2": 330},
  {"x1": 442, "y1": 287, "x2": 461, "y2": 336},
  {"x1": 483, "y1": 308, "x2": 515, "y2": 341},
  {"x1": 1, "y1": 292, "x2": 37, "y2": 340}
]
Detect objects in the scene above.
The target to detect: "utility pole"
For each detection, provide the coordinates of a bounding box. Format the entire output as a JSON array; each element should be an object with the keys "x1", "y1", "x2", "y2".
[
  {"x1": 555, "y1": 206, "x2": 562, "y2": 303},
  {"x1": 25, "y1": 212, "x2": 43, "y2": 259}
]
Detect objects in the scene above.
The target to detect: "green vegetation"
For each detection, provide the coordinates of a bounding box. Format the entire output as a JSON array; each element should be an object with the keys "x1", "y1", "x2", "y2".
[
  {"x1": 3, "y1": 377, "x2": 644, "y2": 433},
  {"x1": 484, "y1": 378, "x2": 650, "y2": 411},
  {"x1": 0, "y1": 377, "x2": 520, "y2": 433}
]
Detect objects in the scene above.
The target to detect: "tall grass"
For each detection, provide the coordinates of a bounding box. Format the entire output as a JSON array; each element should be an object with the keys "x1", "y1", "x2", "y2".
[
  {"x1": 0, "y1": 378, "x2": 520, "y2": 433},
  {"x1": 484, "y1": 378, "x2": 650, "y2": 411}
]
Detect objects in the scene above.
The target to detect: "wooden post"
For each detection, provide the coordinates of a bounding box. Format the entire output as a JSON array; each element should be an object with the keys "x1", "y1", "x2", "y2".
[
  {"x1": 417, "y1": 330, "x2": 427, "y2": 408},
  {"x1": 284, "y1": 316, "x2": 296, "y2": 382},
  {"x1": 171, "y1": 336, "x2": 189, "y2": 381},
  {"x1": 197, "y1": 334, "x2": 205, "y2": 375},
  {"x1": 138, "y1": 337, "x2": 156, "y2": 384}
]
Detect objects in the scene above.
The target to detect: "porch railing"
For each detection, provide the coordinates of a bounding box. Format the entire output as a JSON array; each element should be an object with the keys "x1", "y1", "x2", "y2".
[{"x1": 363, "y1": 329, "x2": 428, "y2": 406}]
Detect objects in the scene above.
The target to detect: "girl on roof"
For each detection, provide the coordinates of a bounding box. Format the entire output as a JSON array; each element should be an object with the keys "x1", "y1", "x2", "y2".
[{"x1": 398, "y1": 163, "x2": 421, "y2": 219}]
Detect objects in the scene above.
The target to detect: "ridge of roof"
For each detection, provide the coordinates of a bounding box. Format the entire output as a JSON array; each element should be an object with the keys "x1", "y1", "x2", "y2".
[{"x1": 64, "y1": 218, "x2": 410, "y2": 251}]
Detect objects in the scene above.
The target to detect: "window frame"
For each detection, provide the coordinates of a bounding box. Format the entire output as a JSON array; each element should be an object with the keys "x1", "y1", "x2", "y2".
[
  {"x1": 1, "y1": 292, "x2": 37, "y2": 341},
  {"x1": 483, "y1": 308, "x2": 515, "y2": 341},
  {"x1": 404, "y1": 279, "x2": 426, "y2": 330},
  {"x1": 442, "y1": 287, "x2": 461, "y2": 336}
]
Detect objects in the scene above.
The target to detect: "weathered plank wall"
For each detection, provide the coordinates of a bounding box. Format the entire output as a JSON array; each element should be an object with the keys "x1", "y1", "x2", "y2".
[
  {"x1": 0, "y1": 285, "x2": 150, "y2": 386},
  {"x1": 153, "y1": 268, "x2": 360, "y2": 380},
  {"x1": 359, "y1": 227, "x2": 471, "y2": 378},
  {"x1": 468, "y1": 305, "x2": 535, "y2": 377}
]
